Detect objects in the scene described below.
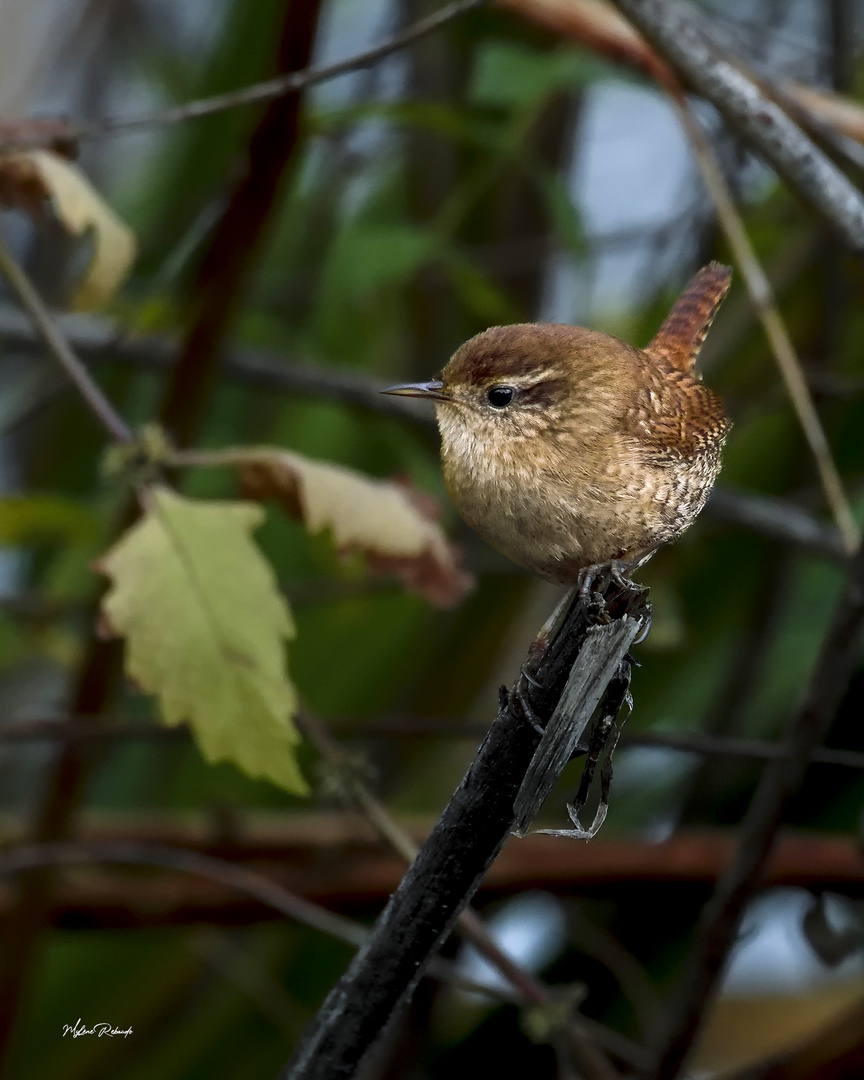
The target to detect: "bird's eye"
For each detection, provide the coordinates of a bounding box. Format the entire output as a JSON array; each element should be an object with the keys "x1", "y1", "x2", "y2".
[{"x1": 487, "y1": 386, "x2": 515, "y2": 408}]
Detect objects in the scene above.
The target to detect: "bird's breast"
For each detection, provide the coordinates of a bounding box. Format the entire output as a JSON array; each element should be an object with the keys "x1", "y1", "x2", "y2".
[{"x1": 438, "y1": 415, "x2": 722, "y2": 583}]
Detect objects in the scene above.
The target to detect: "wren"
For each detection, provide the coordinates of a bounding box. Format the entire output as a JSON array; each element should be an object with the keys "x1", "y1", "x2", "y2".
[{"x1": 384, "y1": 263, "x2": 732, "y2": 587}]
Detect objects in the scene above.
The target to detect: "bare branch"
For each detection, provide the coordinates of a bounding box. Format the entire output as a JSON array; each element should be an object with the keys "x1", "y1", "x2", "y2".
[
  {"x1": 0, "y1": 306, "x2": 429, "y2": 425},
  {"x1": 345, "y1": 719, "x2": 864, "y2": 773},
  {"x1": 0, "y1": 0, "x2": 485, "y2": 152},
  {"x1": 624, "y1": 729, "x2": 864, "y2": 773},
  {"x1": 298, "y1": 706, "x2": 611, "y2": 1073},
  {"x1": 0, "y1": 233, "x2": 132, "y2": 444},
  {"x1": 499, "y1": 0, "x2": 864, "y2": 177},
  {"x1": 607, "y1": 0, "x2": 864, "y2": 254}
]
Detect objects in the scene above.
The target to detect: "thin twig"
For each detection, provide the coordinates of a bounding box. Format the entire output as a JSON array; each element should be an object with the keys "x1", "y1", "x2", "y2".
[
  {"x1": 0, "y1": 0, "x2": 485, "y2": 152},
  {"x1": 672, "y1": 98, "x2": 859, "y2": 553},
  {"x1": 0, "y1": 306, "x2": 434, "y2": 425},
  {"x1": 0, "y1": 231, "x2": 132, "y2": 444},
  {"x1": 647, "y1": 532, "x2": 864, "y2": 1079}
]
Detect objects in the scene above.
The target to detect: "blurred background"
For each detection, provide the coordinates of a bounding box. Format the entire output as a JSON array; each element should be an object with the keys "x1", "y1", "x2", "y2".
[{"x1": 0, "y1": 0, "x2": 863, "y2": 1077}]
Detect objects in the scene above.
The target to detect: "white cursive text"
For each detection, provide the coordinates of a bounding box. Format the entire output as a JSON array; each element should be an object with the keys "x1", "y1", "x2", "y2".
[{"x1": 62, "y1": 1019, "x2": 132, "y2": 1038}]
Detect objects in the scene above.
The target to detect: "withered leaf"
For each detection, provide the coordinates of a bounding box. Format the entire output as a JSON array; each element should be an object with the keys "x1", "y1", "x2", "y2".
[
  {"x1": 0, "y1": 149, "x2": 136, "y2": 310},
  {"x1": 235, "y1": 447, "x2": 473, "y2": 608}
]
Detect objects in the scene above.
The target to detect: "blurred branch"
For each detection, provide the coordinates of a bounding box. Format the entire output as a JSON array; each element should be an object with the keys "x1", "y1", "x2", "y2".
[
  {"x1": 706, "y1": 487, "x2": 846, "y2": 562},
  {"x1": 0, "y1": 307, "x2": 430, "y2": 424},
  {"x1": 3, "y1": 716, "x2": 864, "y2": 772},
  {"x1": 672, "y1": 98, "x2": 859, "y2": 553},
  {"x1": 0, "y1": 1, "x2": 485, "y2": 152},
  {"x1": 511, "y1": 0, "x2": 864, "y2": 254},
  {"x1": 158, "y1": 0, "x2": 324, "y2": 446},
  {"x1": 0, "y1": 841, "x2": 367, "y2": 948},
  {"x1": 647, "y1": 532, "x2": 864, "y2": 1079},
  {"x1": 0, "y1": 841, "x2": 534, "y2": 1005},
  {"x1": 624, "y1": 729, "x2": 864, "y2": 773},
  {"x1": 347, "y1": 721, "x2": 864, "y2": 772},
  {"x1": 0, "y1": 231, "x2": 132, "y2": 444},
  {"x1": 760, "y1": 78, "x2": 864, "y2": 178},
  {"x1": 0, "y1": 824, "x2": 858, "y2": 919},
  {"x1": 607, "y1": 0, "x2": 864, "y2": 253},
  {"x1": 500, "y1": 0, "x2": 864, "y2": 179}
]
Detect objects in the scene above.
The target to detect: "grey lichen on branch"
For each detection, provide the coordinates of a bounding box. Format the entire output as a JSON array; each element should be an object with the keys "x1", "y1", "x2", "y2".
[{"x1": 279, "y1": 570, "x2": 651, "y2": 1080}]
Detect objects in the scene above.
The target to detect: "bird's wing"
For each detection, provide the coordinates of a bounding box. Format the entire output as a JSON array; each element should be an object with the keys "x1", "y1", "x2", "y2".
[
  {"x1": 624, "y1": 366, "x2": 730, "y2": 463},
  {"x1": 644, "y1": 262, "x2": 732, "y2": 374}
]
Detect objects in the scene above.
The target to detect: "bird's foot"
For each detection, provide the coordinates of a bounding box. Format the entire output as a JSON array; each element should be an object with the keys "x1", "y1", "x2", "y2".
[
  {"x1": 514, "y1": 662, "x2": 547, "y2": 736},
  {"x1": 577, "y1": 560, "x2": 647, "y2": 602}
]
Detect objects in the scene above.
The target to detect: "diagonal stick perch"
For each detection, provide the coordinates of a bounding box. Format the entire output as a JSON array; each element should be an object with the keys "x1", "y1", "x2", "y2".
[{"x1": 279, "y1": 573, "x2": 651, "y2": 1080}]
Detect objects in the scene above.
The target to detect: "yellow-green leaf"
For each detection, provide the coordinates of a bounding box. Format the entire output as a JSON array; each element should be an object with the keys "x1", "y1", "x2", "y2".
[{"x1": 98, "y1": 486, "x2": 306, "y2": 794}]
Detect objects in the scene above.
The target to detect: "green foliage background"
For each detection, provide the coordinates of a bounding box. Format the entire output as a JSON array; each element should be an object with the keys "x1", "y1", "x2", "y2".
[{"x1": 0, "y1": 1, "x2": 862, "y2": 1078}]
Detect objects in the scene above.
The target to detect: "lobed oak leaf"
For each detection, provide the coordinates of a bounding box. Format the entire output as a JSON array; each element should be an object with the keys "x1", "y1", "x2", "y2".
[
  {"x1": 0, "y1": 149, "x2": 136, "y2": 310},
  {"x1": 236, "y1": 448, "x2": 473, "y2": 608},
  {"x1": 97, "y1": 486, "x2": 307, "y2": 795}
]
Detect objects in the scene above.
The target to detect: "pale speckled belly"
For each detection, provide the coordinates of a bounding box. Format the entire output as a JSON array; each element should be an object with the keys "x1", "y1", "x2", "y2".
[{"x1": 445, "y1": 451, "x2": 721, "y2": 585}]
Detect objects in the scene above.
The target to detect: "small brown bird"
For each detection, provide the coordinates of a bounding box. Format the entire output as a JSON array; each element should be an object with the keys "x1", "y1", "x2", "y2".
[{"x1": 384, "y1": 263, "x2": 732, "y2": 588}]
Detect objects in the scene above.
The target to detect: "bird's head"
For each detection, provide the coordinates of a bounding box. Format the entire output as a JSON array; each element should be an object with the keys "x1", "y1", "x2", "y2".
[{"x1": 383, "y1": 324, "x2": 627, "y2": 457}]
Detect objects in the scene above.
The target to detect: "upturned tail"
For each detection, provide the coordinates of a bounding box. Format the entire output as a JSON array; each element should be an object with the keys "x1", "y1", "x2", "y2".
[{"x1": 645, "y1": 262, "x2": 732, "y2": 374}]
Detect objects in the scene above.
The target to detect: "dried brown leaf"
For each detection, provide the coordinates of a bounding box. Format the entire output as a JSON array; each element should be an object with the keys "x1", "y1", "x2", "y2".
[
  {"x1": 237, "y1": 448, "x2": 473, "y2": 608},
  {"x1": 0, "y1": 149, "x2": 136, "y2": 309}
]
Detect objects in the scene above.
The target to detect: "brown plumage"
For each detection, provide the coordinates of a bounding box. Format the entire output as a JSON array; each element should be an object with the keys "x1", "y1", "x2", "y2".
[{"x1": 383, "y1": 263, "x2": 732, "y2": 586}]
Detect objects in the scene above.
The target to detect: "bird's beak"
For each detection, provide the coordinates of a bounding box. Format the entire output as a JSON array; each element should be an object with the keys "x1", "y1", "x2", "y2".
[{"x1": 381, "y1": 379, "x2": 448, "y2": 401}]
